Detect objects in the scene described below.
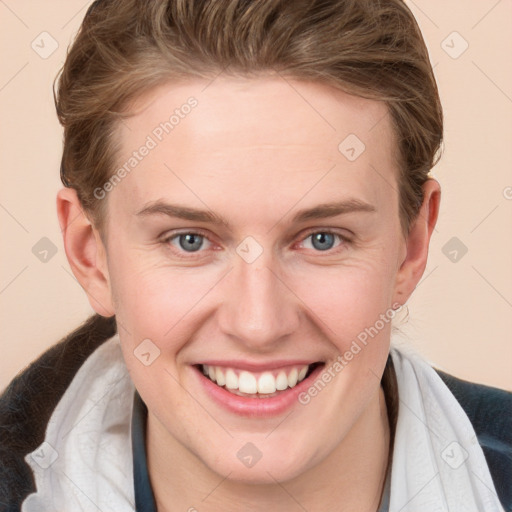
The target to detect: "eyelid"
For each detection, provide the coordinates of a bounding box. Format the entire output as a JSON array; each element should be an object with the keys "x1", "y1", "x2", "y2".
[
  {"x1": 160, "y1": 227, "x2": 212, "y2": 241},
  {"x1": 299, "y1": 226, "x2": 352, "y2": 240}
]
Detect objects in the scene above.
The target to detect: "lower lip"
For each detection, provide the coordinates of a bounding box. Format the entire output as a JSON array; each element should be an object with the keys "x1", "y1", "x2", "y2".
[{"x1": 194, "y1": 364, "x2": 325, "y2": 418}]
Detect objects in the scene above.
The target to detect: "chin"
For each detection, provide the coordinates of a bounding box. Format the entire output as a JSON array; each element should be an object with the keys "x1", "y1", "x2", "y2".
[
  {"x1": 215, "y1": 464, "x2": 304, "y2": 485},
  {"x1": 199, "y1": 444, "x2": 315, "y2": 485}
]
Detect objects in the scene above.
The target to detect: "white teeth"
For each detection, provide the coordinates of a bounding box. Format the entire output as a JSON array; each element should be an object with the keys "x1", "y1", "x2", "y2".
[
  {"x1": 275, "y1": 371, "x2": 288, "y2": 391},
  {"x1": 257, "y1": 372, "x2": 277, "y2": 394},
  {"x1": 225, "y1": 369, "x2": 238, "y2": 390},
  {"x1": 288, "y1": 368, "x2": 298, "y2": 387},
  {"x1": 215, "y1": 367, "x2": 226, "y2": 387},
  {"x1": 238, "y1": 371, "x2": 257, "y2": 394},
  {"x1": 201, "y1": 363, "x2": 312, "y2": 395}
]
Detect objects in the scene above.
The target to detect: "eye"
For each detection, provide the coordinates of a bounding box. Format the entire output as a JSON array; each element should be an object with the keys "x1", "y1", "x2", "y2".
[
  {"x1": 161, "y1": 228, "x2": 350, "y2": 258},
  {"x1": 299, "y1": 230, "x2": 349, "y2": 252},
  {"x1": 162, "y1": 231, "x2": 213, "y2": 254}
]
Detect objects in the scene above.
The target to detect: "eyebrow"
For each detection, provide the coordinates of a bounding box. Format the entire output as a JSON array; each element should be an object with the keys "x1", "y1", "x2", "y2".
[{"x1": 135, "y1": 198, "x2": 376, "y2": 227}]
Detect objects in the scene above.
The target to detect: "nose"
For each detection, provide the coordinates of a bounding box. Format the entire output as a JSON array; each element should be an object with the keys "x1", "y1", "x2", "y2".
[{"x1": 216, "y1": 251, "x2": 300, "y2": 352}]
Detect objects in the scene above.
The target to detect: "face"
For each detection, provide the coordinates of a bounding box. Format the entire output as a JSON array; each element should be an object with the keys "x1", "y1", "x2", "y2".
[{"x1": 100, "y1": 76, "x2": 408, "y2": 483}]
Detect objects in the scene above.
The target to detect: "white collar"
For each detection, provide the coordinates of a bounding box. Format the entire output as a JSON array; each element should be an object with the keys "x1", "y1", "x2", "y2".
[
  {"x1": 389, "y1": 342, "x2": 504, "y2": 511},
  {"x1": 23, "y1": 334, "x2": 136, "y2": 511}
]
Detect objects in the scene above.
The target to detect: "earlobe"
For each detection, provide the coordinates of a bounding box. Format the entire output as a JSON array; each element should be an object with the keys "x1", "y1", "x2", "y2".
[
  {"x1": 392, "y1": 178, "x2": 441, "y2": 306},
  {"x1": 56, "y1": 187, "x2": 115, "y2": 317}
]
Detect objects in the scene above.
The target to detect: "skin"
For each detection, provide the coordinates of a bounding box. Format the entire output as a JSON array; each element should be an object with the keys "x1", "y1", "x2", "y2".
[{"x1": 57, "y1": 75, "x2": 440, "y2": 511}]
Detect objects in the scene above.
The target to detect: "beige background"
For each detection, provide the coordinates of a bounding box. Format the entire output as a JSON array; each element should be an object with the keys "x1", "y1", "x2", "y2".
[{"x1": 1, "y1": 1, "x2": 511, "y2": 391}]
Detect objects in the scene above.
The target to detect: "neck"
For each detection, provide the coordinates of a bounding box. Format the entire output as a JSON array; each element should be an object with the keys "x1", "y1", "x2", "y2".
[{"x1": 147, "y1": 385, "x2": 391, "y2": 512}]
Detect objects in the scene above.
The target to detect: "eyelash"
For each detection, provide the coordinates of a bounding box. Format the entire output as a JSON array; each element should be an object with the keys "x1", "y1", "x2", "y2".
[{"x1": 160, "y1": 228, "x2": 352, "y2": 259}]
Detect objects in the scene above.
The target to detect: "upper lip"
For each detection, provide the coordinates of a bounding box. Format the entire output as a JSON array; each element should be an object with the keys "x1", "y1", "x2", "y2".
[{"x1": 194, "y1": 359, "x2": 322, "y2": 372}]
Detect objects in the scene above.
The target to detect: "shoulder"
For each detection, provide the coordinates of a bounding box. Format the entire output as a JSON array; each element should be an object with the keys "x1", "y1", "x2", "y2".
[
  {"x1": 0, "y1": 314, "x2": 116, "y2": 509},
  {"x1": 434, "y1": 368, "x2": 512, "y2": 439},
  {"x1": 434, "y1": 368, "x2": 512, "y2": 512}
]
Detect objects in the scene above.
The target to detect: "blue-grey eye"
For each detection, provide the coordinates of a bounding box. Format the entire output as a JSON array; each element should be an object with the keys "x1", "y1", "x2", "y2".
[
  {"x1": 177, "y1": 233, "x2": 205, "y2": 252},
  {"x1": 307, "y1": 232, "x2": 337, "y2": 251}
]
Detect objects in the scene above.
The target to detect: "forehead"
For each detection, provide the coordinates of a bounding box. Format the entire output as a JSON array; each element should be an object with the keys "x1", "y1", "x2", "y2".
[
  {"x1": 112, "y1": 76, "x2": 397, "y2": 216},
  {"x1": 122, "y1": 75, "x2": 393, "y2": 149}
]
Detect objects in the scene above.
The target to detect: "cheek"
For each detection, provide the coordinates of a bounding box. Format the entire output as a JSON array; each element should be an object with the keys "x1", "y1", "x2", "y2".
[
  {"x1": 288, "y1": 255, "x2": 396, "y2": 340},
  {"x1": 108, "y1": 251, "x2": 222, "y2": 344}
]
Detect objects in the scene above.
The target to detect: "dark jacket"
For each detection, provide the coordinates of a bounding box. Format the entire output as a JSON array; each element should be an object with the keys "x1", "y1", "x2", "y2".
[{"x1": 1, "y1": 314, "x2": 511, "y2": 511}]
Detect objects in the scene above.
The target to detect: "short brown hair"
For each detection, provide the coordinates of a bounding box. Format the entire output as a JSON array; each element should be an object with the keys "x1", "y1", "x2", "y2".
[{"x1": 56, "y1": 0, "x2": 443, "y2": 237}]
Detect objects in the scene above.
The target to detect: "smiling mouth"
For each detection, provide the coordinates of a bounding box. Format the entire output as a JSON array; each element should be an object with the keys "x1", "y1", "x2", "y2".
[{"x1": 195, "y1": 362, "x2": 324, "y2": 398}]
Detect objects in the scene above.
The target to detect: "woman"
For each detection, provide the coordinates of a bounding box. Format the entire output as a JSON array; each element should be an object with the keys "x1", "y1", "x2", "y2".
[{"x1": 1, "y1": 0, "x2": 510, "y2": 511}]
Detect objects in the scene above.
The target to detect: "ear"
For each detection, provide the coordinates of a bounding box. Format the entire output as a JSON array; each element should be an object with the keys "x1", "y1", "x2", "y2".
[
  {"x1": 56, "y1": 187, "x2": 115, "y2": 317},
  {"x1": 392, "y1": 178, "x2": 441, "y2": 306}
]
